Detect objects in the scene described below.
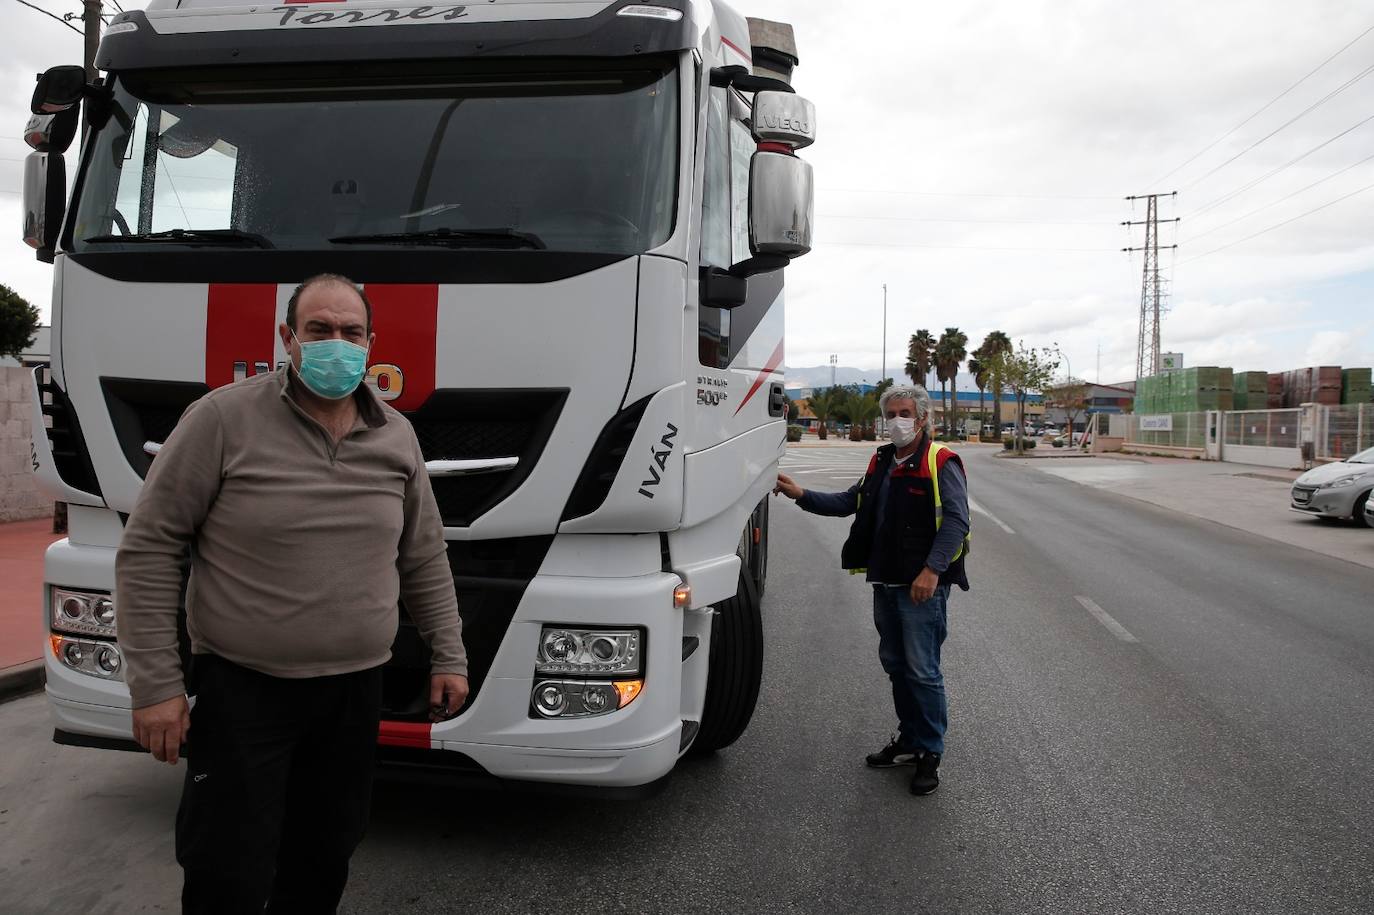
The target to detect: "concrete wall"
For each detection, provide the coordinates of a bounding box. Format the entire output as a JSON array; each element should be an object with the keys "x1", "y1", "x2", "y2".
[{"x1": 0, "y1": 367, "x2": 52, "y2": 523}]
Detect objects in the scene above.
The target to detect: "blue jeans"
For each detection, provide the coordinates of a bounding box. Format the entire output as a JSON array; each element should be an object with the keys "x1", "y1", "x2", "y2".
[{"x1": 872, "y1": 583, "x2": 950, "y2": 755}]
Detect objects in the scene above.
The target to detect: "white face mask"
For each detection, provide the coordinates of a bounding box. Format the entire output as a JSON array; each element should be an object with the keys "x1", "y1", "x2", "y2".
[{"x1": 888, "y1": 416, "x2": 918, "y2": 447}]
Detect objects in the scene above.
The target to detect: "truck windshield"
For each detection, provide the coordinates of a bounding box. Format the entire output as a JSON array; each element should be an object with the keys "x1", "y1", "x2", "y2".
[{"x1": 70, "y1": 64, "x2": 678, "y2": 256}]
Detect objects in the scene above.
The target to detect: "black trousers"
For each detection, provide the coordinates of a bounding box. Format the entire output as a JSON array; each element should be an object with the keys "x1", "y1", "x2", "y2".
[{"x1": 176, "y1": 654, "x2": 383, "y2": 915}]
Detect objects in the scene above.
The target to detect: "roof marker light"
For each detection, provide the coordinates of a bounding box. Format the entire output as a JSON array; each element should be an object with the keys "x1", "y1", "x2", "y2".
[
  {"x1": 618, "y1": 5, "x2": 683, "y2": 21},
  {"x1": 104, "y1": 21, "x2": 138, "y2": 36}
]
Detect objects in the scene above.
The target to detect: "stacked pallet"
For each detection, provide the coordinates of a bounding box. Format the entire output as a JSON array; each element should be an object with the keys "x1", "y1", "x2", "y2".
[
  {"x1": 1344, "y1": 368, "x2": 1372, "y2": 404},
  {"x1": 1134, "y1": 367, "x2": 1234, "y2": 412},
  {"x1": 1232, "y1": 371, "x2": 1269, "y2": 410},
  {"x1": 1267, "y1": 372, "x2": 1284, "y2": 409},
  {"x1": 1282, "y1": 366, "x2": 1343, "y2": 406}
]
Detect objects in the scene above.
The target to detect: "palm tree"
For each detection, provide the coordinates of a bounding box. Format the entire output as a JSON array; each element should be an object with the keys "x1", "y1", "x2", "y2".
[
  {"x1": 969, "y1": 353, "x2": 988, "y2": 433},
  {"x1": 979, "y1": 330, "x2": 1013, "y2": 430},
  {"x1": 842, "y1": 387, "x2": 881, "y2": 440},
  {"x1": 805, "y1": 386, "x2": 842, "y2": 441},
  {"x1": 905, "y1": 330, "x2": 935, "y2": 389},
  {"x1": 934, "y1": 327, "x2": 968, "y2": 437}
]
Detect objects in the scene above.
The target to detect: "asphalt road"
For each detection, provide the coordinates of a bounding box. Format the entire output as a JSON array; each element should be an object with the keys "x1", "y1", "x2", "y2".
[{"x1": 3, "y1": 443, "x2": 1373, "y2": 913}]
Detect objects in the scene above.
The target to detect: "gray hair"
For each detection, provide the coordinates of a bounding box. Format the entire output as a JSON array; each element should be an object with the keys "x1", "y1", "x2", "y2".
[{"x1": 879, "y1": 385, "x2": 934, "y2": 437}]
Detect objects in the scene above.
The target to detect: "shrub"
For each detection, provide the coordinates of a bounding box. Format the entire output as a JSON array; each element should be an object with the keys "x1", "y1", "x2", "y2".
[{"x1": 786, "y1": 425, "x2": 804, "y2": 443}]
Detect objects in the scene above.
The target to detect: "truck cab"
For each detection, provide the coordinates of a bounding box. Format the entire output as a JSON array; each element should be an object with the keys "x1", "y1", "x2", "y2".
[{"x1": 22, "y1": 0, "x2": 815, "y2": 790}]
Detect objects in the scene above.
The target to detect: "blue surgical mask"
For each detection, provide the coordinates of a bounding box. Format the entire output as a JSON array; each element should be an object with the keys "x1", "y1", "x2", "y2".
[{"x1": 291, "y1": 332, "x2": 368, "y2": 400}]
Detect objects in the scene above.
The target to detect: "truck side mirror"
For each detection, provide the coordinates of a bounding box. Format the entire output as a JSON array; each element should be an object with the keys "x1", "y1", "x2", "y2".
[
  {"x1": 748, "y1": 152, "x2": 813, "y2": 259},
  {"x1": 22, "y1": 151, "x2": 66, "y2": 263},
  {"x1": 32, "y1": 65, "x2": 88, "y2": 114},
  {"x1": 24, "y1": 109, "x2": 79, "y2": 154},
  {"x1": 728, "y1": 91, "x2": 815, "y2": 278}
]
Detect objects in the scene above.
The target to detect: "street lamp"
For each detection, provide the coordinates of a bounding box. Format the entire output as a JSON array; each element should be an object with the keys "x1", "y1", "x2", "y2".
[{"x1": 879, "y1": 284, "x2": 887, "y2": 436}]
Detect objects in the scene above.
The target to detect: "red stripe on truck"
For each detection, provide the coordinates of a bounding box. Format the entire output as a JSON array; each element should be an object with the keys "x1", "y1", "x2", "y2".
[
  {"x1": 378, "y1": 720, "x2": 432, "y2": 749},
  {"x1": 205, "y1": 284, "x2": 278, "y2": 389},
  {"x1": 733, "y1": 338, "x2": 785, "y2": 416},
  {"x1": 363, "y1": 284, "x2": 438, "y2": 412}
]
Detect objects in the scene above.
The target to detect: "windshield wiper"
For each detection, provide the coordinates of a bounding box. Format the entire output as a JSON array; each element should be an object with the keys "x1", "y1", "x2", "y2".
[
  {"x1": 329, "y1": 228, "x2": 545, "y2": 250},
  {"x1": 84, "y1": 228, "x2": 274, "y2": 248}
]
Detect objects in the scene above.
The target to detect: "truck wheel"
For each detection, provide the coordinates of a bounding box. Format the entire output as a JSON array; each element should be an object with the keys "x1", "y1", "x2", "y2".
[{"x1": 690, "y1": 561, "x2": 763, "y2": 755}]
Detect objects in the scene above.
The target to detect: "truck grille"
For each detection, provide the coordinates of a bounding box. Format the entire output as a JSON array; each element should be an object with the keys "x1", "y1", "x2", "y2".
[
  {"x1": 405, "y1": 389, "x2": 567, "y2": 527},
  {"x1": 382, "y1": 534, "x2": 554, "y2": 721},
  {"x1": 104, "y1": 380, "x2": 567, "y2": 527}
]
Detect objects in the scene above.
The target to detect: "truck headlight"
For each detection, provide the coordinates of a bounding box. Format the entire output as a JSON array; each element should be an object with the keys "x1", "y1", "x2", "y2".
[
  {"x1": 536, "y1": 627, "x2": 641, "y2": 675},
  {"x1": 49, "y1": 634, "x2": 125, "y2": 681},
  {"x1": 51, "y1": 588, "x2": 118, "y2": 636},
  {"x1": 530, "y1": 679, "x2": 644, "y2": 718}
]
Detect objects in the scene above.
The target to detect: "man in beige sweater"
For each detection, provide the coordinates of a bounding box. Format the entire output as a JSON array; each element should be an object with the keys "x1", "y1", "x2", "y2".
[{"x1": 116, "y1": 274, "x2": 467, "y2": 913}]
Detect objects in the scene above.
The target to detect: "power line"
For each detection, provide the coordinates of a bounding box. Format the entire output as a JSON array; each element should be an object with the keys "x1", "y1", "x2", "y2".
[
  {"x1": 108, "y1": 0, "x2": 123, "y2": 11},
  {"x1": 817, "y1": 240, "x2": 1116, "y2": 253},
  {"x1": 823, "y1": 187, "x2": 1119, "y2": 201},
  {"x1": 1178, "y1": 180, "x2": 1374, "y2": 265},
  {"x1": 10, "y1": 0, "x2": 82, "y2": 33},
  {"x1": 1147, "y1": 21, "x2": 1374, "y2": 188},
  {"x1": 819, "y1": 214, "x2": 1115, "y2": 226},
  {"x1": 1180, "y1": 61, "x2": 1374, "y2": 191},
  {"x1": 1188, "y1": 111, "x2": 1374, "y2": 218},
  {"x1": 1182, "y1": 150, "x2": 1374, "y2": 243}
]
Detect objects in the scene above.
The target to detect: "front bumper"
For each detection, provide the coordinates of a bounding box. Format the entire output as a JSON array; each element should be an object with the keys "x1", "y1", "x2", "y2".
[
  {"x1": 43, "y1": 537, "x2": 699, "y2": 790},
  {"x1": 1289, "y1": 486, "x2": 1362, "y2": 519}
]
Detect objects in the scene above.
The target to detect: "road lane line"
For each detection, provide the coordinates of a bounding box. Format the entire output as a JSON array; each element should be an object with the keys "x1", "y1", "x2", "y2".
[
  {"x1": 1074, "y1": 595, "x2": 1138, "y2": 643},
  {"x1": 968, "y1": 497, "x2": 1015, "y2": 534}
]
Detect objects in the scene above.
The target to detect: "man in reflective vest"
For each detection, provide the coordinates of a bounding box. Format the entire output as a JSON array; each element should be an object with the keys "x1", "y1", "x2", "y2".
[{"x1": 775, "y1": 384, "x2": 970, "y2": 795}]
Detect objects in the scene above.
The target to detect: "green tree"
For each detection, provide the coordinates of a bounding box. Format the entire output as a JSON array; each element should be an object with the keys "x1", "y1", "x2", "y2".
[
  {"x1": 978, "y1": 330, "x2": 1013, "y2": 430},
  {"x1": 904, "y1": 330, "x2": 935, "y2": 390},
  {"x1": 784, "y1": 392, "x2": 800, "y2": 423},
  {"x1": 968, "y1": 354, "x2": 988, "y2": 433},
  {"x1": 839, "y1": 385, "x2": 881, "y2": 440},
  {"x1": 0, "y1": 284, "x2": 41, "y2": 360},
  {"x1": 934, "y1": 327, "x2": 968, "y2": 437},
  {"x1": 983, "y1": 342, "x2": 1059, "y2": 453},
  {"x1": 805, "y1": 386, "x2": 843, "y2": 441},
  {"x1": 1045, "y1": 379, "x2": 1089, "y2": 445}
]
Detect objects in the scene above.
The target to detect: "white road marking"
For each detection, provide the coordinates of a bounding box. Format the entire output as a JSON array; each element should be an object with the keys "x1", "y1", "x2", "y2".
[
  {"x1": 1074, "y1": 595, "x2": 1139, "y2": 643},
  {"x1": 967, "y1": 497, "x2": 1015, "y2": 535}
]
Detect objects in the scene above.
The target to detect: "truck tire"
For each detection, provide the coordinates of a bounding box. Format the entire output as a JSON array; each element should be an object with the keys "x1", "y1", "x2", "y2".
[{"x1": 690, "y1": 560, "x2": 764, "y2": 755}]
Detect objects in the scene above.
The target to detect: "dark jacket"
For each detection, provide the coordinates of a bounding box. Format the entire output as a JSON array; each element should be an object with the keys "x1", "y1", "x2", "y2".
[{"x1": 797, "y1": 437, "x2": 970, "y2": 589}]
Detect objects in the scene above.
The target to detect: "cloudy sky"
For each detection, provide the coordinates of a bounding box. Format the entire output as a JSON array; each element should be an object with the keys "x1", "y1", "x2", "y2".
[{"x1": 2, "y1": 0, "x2": 1371, "y2": 385}]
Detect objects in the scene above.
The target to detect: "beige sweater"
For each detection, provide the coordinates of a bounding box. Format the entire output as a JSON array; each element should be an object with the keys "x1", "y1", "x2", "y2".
[{"x1": 116, "y1": 366, "x2": 466, "y2": 708}]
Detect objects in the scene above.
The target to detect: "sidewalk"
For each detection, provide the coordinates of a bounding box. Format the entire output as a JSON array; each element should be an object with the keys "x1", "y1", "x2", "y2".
[
  {"x1": 0, "y1": 519, "x2": 61, "y2": 698},
  {"x1": 1026, "y1": 456, "x2": 1373, "y2": 570}
]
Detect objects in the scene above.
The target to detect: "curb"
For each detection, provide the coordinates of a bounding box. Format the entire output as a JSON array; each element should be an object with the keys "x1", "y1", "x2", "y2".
[{"x1": 0, "y1": 660, "x2": 44, "y2": 704}]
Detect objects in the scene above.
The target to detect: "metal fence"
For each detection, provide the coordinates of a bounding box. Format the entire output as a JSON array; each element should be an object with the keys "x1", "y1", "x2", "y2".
[
  {"x1": 1125, "y1": 404, "x2": 1371, "y2": 461},
  {"x1": 1320, "y1": 403, "x2": 1373, "y2": 460},
  {"x1": 1125, "y1": 412, "x2": 1206, "y2": 449},
  {"x1": 1224, "y1": 409, "x2": 1301, "y2": 449}
]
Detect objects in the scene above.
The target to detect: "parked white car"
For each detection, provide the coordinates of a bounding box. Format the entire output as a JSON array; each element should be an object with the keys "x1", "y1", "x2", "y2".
[{"x1": 1290, "y1": 447, "x2": 1374, "y2": 527}]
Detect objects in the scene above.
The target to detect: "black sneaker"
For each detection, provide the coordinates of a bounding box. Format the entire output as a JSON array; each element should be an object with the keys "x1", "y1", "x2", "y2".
[
  {"x1": 865, "y1": 736, "x2": 919, "y2": 768},
  {"x1": 909, "y1": 752, "x2": 941, "y2": 795}
]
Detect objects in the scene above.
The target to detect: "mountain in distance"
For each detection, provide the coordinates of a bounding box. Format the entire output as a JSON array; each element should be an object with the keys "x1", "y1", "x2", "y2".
[
  {"x1": 783, "y1": 365, "x2": 979, "y2": 393},
  {"x1": 783, "y1": 364, "x2": 887, "y2": 389}
]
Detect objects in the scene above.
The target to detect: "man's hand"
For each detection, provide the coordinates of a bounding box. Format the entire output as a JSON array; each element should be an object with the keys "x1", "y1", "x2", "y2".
[
  {"x1": 132, "y1": 695, "x2": 191, "y2": 765},
  {"x1": 909, "y1": 568, "x2": 940, "y2": 604},
  {"x1": 429, "y1": 673, "x2": 470, "y2": 722},
  {"x1": 774, "y1": 472, "x2": 803, "y2": 500}
]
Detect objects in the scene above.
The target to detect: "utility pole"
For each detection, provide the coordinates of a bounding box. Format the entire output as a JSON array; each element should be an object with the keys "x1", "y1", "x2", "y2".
[
  {"x1": 82, "y1": 0, "x2": 102, "y2": 80},
  {"x1": 879, "y1": 284, "x2": 887, "y2": 435},
  {"x1": 880, "y1": 284, "x2": 887, "y2": 385},
  {"x1": 1123, "y1": 193, "x2": 1179, "y2": 379}
]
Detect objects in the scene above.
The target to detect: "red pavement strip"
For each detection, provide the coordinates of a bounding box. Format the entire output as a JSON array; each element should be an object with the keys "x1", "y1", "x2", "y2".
[{"x1": 0, "y1": 518, "x2": 62, "y2": 701}]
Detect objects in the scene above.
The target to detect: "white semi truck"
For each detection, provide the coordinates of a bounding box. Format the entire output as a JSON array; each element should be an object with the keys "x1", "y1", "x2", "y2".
[{"x1": 21, "y1": 0, "x2": 815, "y2": 792}]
